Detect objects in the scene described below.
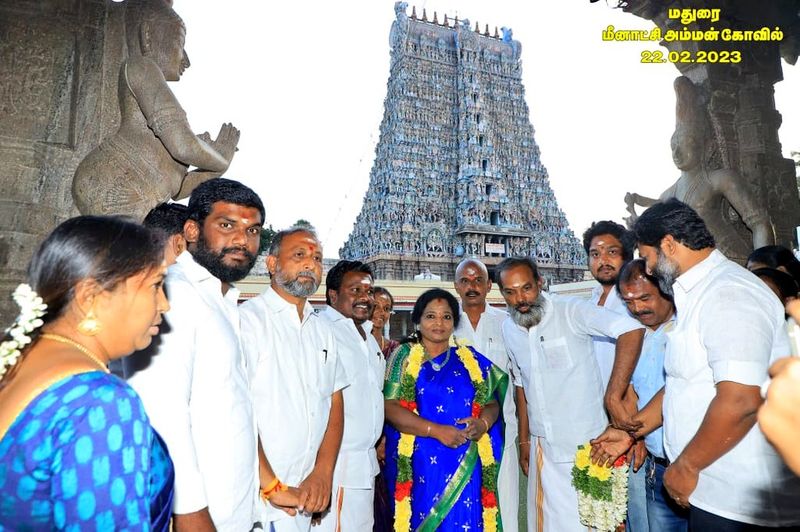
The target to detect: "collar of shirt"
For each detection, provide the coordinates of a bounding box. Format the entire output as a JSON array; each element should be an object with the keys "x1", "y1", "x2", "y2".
[
  {"x1": 175, "y1": 251, "x2": 240, "y2": 303},
  {"x1": 458, "y1": 302, "x2": 507, "y2": 325},
  {"x1": 261, "y1": 285, "x2": 316, "y2": 323},
  {"x1": 591, "y1": 283, "x2": 627, "y2": 313},
  {"x1": 320, "y1": 306, "x2": 374, "y2": 337},
  {"x1": 645, "y1": 314, "x2": 676, "y2": 336},
  {"x1": 673, "y1": 249, "x2": 725, "y2": 295}
]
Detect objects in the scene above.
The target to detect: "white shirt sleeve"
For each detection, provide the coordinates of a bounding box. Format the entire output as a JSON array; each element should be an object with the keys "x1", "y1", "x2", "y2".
[
  {"x1": 567, "y1": 297, "x2": 643, "y2": 339},
  {"x1": 330, "y1": 332, "x2": 351, "y2": 392},
  {"x1": 130, "y1": 279, "x2": 207, "y2": 514},
  {"x1": 501, "y1": 320, "x2": 524, "y2": 387},
  {"x1": 700, "y1": 285, "x2": 773, "y2": 386}
]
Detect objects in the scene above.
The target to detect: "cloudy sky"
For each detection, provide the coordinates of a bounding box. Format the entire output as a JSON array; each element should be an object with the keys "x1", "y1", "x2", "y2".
[{"x1": 170, "y1": 0, "x2": 800, "y2": 257}]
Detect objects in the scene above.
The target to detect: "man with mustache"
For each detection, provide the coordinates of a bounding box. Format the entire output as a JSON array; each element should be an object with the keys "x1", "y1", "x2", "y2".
[
  {"x1": 452, "y1": 258, "x2": 519, "y2": 530},
  {"x1": 240, "y1": 227, "x2": 349, "y2": 532},
  {"x1": 496, "y1": 256, "x2": 644, "y2": 532},
  {"x1": 583, "y1": 220, "x2": 649, "y2": 532},
  {"x1": 317, "y1": 260, "x2": 384, "y2": 531},
  {"x1": 127, "y1": 178, "x2": 265, "y2": 531},
  {"x1": 626, "y1": 199, "x2": 800, "y2": 530},
  {"x1": 618, "y1": 259, "x2": 687, "y2": 531}
]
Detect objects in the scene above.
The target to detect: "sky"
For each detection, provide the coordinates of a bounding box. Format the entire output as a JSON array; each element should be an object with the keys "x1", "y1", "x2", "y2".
[{"x1": 171, "y1": 0, "x2": 800, "y2": 258}]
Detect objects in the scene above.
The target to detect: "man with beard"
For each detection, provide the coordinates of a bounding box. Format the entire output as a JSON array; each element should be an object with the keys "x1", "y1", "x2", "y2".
[
  {"x1": 627, "y1": 199, "x2": 800, "y2": 530},
  {"x1": 582, "y1": 221, "x2": 649, "y2": 532},
  {"x1": 452, "y1": 258, "x2": 519, "y2": 530},
  {"x1": 240, "y1": 227, "x2": 349, "y2": 532},
  {"x1": 496, "y1": 257, "x2": 644, "y2": 532},
  {"x1": 127, "y1": 178, "x2": 264, "y2": 531},
  {"x1": 317, "y1": 260, "x2": 384, "y2": 531}
]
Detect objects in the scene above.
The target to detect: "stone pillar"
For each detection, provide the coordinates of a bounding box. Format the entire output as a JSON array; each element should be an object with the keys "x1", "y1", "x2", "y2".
[{"x1": 0, "y1": 0, "x2": 125, "y2": 322}]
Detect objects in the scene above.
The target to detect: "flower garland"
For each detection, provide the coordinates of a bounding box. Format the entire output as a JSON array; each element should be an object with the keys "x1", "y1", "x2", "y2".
[
  {"x1": 571, "y1": 443, "x2": 628, "y2": 531},
  {"x1": 1, "y1": 284, "x2": 47, "y2": 378},
  {"x1": 455, "y1": 344, "x2": 500, "y2": 532},
  {"x1": 393, "y1": 339, "x2": 500, "y2": 532}
]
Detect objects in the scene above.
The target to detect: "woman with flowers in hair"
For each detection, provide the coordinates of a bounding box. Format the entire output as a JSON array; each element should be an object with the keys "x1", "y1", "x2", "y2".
[
  {"x1": 0, "y1": 216, "x2": 173, "y2": 529},
  {"x1": 384, "y1": 288, "x2": 508, "y2": 531}
]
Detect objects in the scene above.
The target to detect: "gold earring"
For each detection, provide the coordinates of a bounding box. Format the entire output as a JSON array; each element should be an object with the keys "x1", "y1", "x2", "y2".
[{"x1": 77, "y1": 310, "x2": 103, "y2": 336}]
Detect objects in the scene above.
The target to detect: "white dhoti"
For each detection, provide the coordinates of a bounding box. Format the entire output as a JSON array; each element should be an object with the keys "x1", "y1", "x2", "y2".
[
  {"x1": 315, "y1": 485, "x2": 374, "y2": 532},
  {"x1": 499, "y1": 437, "x2": 520, "y2": 531},
  {"x1": 526, "y1": 437, "x2": 588, "y2": 532}
]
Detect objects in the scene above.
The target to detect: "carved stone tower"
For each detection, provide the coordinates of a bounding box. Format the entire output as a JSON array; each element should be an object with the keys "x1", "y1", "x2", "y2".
[{"x1": 340, "y1": 3, "x2": 586, "y2": 282}]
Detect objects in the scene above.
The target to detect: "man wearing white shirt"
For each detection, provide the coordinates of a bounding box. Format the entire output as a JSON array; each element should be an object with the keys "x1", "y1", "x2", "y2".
[
  {"x1": 452, "y1": 258, "x2": 519, "y2": 531},
  {"x1": 583, "y1": 220, "x2": 648, "y2": 532},
  {"x1": 126, "y1": 179, "x2": 264, "y2": 531},
  {"x1": 582, "y1": 220, "x2": 635, "y2": 390},
  {"x1": 496, "y1": 256, "x2": 644, "y2": 532},
  {"x1": 318, "y1": 260, "x2": 385, "y2": 531},
  {"x1": 240, "y1": 227, "x2": 349, "y2": 532},
  {"x1": 629, "y1": 199, "x2": 800, "y2": 530}
]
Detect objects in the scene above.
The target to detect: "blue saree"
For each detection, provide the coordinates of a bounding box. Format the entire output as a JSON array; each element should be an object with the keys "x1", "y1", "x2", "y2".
[
  {"x1": 0, "y1": 372, "x2": 174, "y2": 531},
  {"x1": 384, "y1": 344, "x2": 507, "y2": 531}
]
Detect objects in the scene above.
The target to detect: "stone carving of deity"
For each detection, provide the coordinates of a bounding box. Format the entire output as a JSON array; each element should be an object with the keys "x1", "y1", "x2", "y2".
[{"x1": 72, "y1": 0, "x2": 239, "y2": 221}]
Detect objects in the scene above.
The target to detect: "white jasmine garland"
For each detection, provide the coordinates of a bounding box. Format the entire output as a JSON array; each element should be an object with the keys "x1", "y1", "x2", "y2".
[
  {"x1": 575, "y1": 464, "x2": 629, "y2": 531},
  {"x1": 0, "y1": 284, "x2": 47, "y2": 378}
]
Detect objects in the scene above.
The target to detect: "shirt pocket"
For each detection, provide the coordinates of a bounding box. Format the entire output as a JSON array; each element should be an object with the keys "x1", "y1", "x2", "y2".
[
  {"x1": 664, "y1": 327, "x2": 700, "y2": 380},
  {"x1": 541, "y1": 337, "x2": 572, "y2": 371}
]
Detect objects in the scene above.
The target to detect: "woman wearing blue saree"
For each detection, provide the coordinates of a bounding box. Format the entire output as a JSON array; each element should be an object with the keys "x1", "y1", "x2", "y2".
[
  {"x1": 384, "y1": 289, "x2": 508, "y2": 531},
  {"x1": 0, "y1": 216, "x2": 174, "y2": 529}
]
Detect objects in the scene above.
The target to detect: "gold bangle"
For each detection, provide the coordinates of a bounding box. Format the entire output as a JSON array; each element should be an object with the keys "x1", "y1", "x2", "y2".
[
  {"x1": 480, "y1": 417, "x2": 489, "y2": 432},
  {"x1": 519, "y1": 440, "x2": 531, "y2": 445}
]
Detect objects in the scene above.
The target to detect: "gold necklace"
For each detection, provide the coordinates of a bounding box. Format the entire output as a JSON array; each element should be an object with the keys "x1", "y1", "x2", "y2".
[{"x1": 40, "y1": 333, "x2": 110, "y2": 373}]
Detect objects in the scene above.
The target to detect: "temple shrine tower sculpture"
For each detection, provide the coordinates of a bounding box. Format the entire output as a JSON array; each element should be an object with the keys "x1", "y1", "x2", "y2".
[{"x1": 341, "y1": 3, "x2": 586, "y2": 282}]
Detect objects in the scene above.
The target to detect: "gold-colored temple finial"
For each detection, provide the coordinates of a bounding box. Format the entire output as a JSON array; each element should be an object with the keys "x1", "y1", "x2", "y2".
[
  {"x1": 443, "y1": 14, "x2": 449, "y2": 27},
  {"x1": 411, "y1": 5, "x2": 417, "y2": 19},
  {"x1": 432, "y1": 11, "x2": 438, "y2": 24},
  {"x1": 493, "y1": 26, "x2": 499, "y2": 38},
  {"x1": 422, "y1": 8, "x2": 428, "y2": 22},
  {"x1": 484, "y1": 24, "x2": 490, "y2": 36},
  {"x1": 474, "y1": 21, "x2": 480, "y2": 32}
]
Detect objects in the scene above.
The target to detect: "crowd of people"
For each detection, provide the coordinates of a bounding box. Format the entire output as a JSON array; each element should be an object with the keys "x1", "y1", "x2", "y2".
[{"x1": 1, "y1": 178, "x2": 800, "y2": 532}]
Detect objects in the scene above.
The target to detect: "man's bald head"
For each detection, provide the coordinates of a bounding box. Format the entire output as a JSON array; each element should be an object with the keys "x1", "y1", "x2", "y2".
[{"x1": 456, "y1": 258, "x2": 489, "y2": 279}]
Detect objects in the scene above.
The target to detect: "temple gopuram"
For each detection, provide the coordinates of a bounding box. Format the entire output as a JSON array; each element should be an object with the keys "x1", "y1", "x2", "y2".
[{"x1": 340, "y1": 3, "x2": 587, "y2": 283}]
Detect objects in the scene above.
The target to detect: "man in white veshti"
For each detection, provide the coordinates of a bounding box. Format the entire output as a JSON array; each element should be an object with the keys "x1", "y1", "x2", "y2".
[
  {"x1": 452, "y1": 258, "x2": 519, "y2": 531},
  {"x1": 497, "y1": 257, "x2": 644, "y2": 532},
  {"x1": 240, "y1": 227, "x2": 349, "y2": 531},
  {"x1": 317, "y1": 260, "x2": 385, "y2": 531}
]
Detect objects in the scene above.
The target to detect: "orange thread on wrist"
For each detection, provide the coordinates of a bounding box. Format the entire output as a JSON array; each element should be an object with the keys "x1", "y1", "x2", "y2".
[{"x1": 260, "y1": 478, "x2": 288, "y2": 501}]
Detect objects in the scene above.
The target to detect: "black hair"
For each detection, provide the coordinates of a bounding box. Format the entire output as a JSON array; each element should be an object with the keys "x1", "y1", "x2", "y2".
[
  {"x1": 2, "y1": 216, "x2": 164, "y2": 385},
  {"x1": 373, "y1": 286, "x2": 395, "y2": 307},
  {"x1": 582, "y1": 220, "x2": 635, "y2": 262},
  {"x1": 633, "y1": 198, "x2": 715, "y2": 250},
  {"x1": 401, "y1": 288, "x2": 460, "y2": 344},
  {"x1": 494, "y1": 257, "x2": 540, "y2": 289},
  {"x1": 268, "y1": 225, "x2": 320, "y2": 257},
  {"x1": 143, "y1": 202, "x2": 188, "y2": 236},
  {"x1": 616, "y1": 258, "x2": 674, "y2": 303},
  {"x1": 747, "y1": 245, "x2": 800, "y2": 287},
  {"x1": 751, "y1": 268, "x2": 799, "y2": 301},
  {"x1": 187, "y1": 178, "x2": 265, "y2": 226},
  {"x1": 325, "y1": 260, "x2": 373, "y2": 305}
]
